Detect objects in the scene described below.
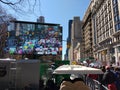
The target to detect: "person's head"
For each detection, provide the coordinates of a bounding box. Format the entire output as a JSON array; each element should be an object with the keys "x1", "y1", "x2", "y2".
[
  {"x1": 114, "y1": 67, "x2": 119, "y2": 71},
  {"x1": 100, "y1": 65, "x2": 106, "y2": 72},
  {"x1": 105, "y1": 65, "x2": 110, "y2": 70}
]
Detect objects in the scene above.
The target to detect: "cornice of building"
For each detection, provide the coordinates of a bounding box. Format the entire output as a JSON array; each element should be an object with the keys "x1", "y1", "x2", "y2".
[
  {"x1": 112, "y1": 30, "x2": 120, "y2": 37},
  {"x1": 92, "y1": 0, "x2": 105, "y2": 14},
  {"x1": 98, "y1": 37, "x2": 112, "y2": 45},
  {"x1": 82, "y1": 1, "x2": 92, "y2": 23},
  {"x1": 94, "y1": 40, "x2": 120, "y2": 52}
]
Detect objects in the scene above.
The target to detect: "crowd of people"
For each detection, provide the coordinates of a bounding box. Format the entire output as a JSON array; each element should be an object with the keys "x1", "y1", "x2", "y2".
[
  {"x1": 88, "y1": 65, "x2": 120, "y2": 90},
  {"x1": 101, "y1": 65, "x2": 120, "y2": 90},
  {"x1": 38, "y1": 64, "x2": 120, "y2": 90}
]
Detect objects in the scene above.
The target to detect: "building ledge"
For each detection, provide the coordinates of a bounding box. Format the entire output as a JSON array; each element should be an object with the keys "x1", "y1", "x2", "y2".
[
  {"x1": 94, "y1": 40, "x2": 120, "y2": 52},
  {"x1": 98, "y1": 37, "x2": 111, "y2": 45},
  {"x1": 113, "y1": 30, "x2": 120, "y2": 37},
  {"x1": 92, "y1": 0, "x2": 104, "y2": 14},
  {"x1": 111, "y1": 41, "x2": 120, "y2": 46}
]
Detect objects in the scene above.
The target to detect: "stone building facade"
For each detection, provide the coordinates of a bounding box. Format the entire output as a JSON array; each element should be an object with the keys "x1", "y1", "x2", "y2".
[
  {"x1": 68, "y1": 17, "x2": 82, "y2": 64},
  {"x1": 92, "y1": 0, "x2": 120, "y2": 65},
  {"x1": 82, "y1": 2, "x2": 93, "y2": 59}
]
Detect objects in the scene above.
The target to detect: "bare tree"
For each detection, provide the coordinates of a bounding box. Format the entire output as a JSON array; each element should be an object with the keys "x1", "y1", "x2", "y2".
[
  {"x1": 0, "y1": 0, "x2": 42, "y2": 24},
  {"x1": 0, "y1": 0, "x2": 42, "y2": 15},
  {"x1": 0, "y1": 5, "x2": 14, "y2": 24}
]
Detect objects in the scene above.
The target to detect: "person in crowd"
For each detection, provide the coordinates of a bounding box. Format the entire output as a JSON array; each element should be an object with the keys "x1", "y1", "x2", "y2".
[
  {"x1": 88, "y1": 66, "x2": 99, "y2": 80},
  {"x1": 114, "y1": 67, "x2": 120, "y2": 90},
  {"x1": 73, "y1": 77, "x2": 85, "y2": 83},
  {"x1": 109, "y1": 64, "x2": 115, "y2": 72},
  {"x1": 97, "y1": 65, "x2": 106, "y2": 90},
  {"x1": 101, "y1": 66, "x2": 117, "y2": 90},
  {"x1": 98, "y1": 65, "x2": 106, "y2": 82},
  {"x1": 44, "y1": 79, "x2": 57, "y2": 90},
  {"x1": 39, "y1": 79, "x2": 44, "y2": 90}
]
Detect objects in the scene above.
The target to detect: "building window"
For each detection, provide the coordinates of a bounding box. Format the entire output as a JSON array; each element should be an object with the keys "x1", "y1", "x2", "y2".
[
  {"x1": 103, "y1": 34, "x2": 105, "y2": 39},
  {"x1": 110, "y1": 29, "x2": 113, "y2": 35},
  {"x1": 106, "y1": 31, "x2": 109, "y2": 37},
  {"x1": 109, "y1": 13, "x2": 112, "y2": 21},
  {"x1": 115, "y1": 23, "x2": 120, "y2": 31},
  {"x1": 118, "y1": 46, "x2": 120, "y2": 53},
  {"x1": 115, "y1": 24, "x2": 118, "y2": 31},
  {"x1": 106, "y1": 24, "x2": 109, "y2": 31},
  {"x1": 113, "y1": 6, "x2": 118, "y2": 14},
  {"x1": 112, "y1": 0, "x2": 117, "y2": 5},
  {"x1": 114, "y1": 15, "x2": 119, "y2": 22},
  {"x1": 108, "y1": 6, "x2": 111, "y2": 13},
  {"x1": 105, "y1": 17, "x2": 108, "y2": 23},
  {"x1": 116, "y1": 35, "x2": 119, "y2": 41},
  {"x1": 118, "y1": 23, "x2": 120, "y2": 29},
  {"x1": 110, "y1": 22, "x2": 113, "y2": 28},
  {"x1": 102, "y1": 28, "x2": 105, "y2": 33},
  {"x1": 108, "y1": 0, "x2": 111, "y2": 6}
]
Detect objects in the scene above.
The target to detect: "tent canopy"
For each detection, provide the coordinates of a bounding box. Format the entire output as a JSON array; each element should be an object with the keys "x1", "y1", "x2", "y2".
[{"x1": 53, "y1": 65, "x2": 103, "y2": 75}]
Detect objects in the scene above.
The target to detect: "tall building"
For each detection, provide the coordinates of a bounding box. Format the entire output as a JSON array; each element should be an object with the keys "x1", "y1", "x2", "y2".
[
  {"x1": 37, "y1": 16, "x2": 45, "y2": 23},
  {"x1": 66, "y1": 20, "x2": 73, "y2": 60},
  {"x1": 82, "y1": 2, "x2": 93, "y2": 59},
  {"x1": 68, "y1": 17, "x2": 82, "y2": 64},
  {"x1": 92, "y1": 0, "x2": 120, "y2": 65}
]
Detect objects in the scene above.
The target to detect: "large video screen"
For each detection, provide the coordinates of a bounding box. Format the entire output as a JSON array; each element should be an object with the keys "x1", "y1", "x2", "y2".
[{"x1": 4, "y1": 22, "x2": 62, "y2": 55}]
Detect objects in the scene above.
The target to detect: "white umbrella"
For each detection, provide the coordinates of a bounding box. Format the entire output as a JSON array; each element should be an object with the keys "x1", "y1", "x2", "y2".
[{"x1": 53, "y1": 65, "x2": 103, "y2": 74}]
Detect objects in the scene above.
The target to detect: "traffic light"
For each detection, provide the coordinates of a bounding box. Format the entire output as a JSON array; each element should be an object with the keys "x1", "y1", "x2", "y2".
[{"x1": 67, "y1": 43, "x2": 71, "y2": 48}]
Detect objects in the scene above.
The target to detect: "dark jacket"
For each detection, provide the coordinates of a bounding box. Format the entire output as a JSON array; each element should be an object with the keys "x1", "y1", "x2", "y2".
[{"x1": 102, "y1": 70, "x2": 116, "y2": 85}]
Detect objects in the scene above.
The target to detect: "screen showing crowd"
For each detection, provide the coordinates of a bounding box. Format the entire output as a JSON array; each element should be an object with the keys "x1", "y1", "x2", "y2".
[{"x1": 4, "y1": 23, "x2": 62, "y2": 55}]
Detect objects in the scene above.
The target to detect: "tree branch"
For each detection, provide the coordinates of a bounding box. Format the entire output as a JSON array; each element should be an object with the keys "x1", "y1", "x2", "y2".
[{"x1": 0, "y1": 0, "x2": 22, "y2": 5}]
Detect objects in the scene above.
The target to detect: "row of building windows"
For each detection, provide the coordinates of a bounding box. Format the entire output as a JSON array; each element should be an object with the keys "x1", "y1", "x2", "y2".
[
  {"x1": 96, "y1": 12, "x2": 112, "y2": 25},
  {"x1": 97, "y1": 21, "x2": 113, "y2": 36},
  {"x1": 96, "y1": 12, "x2": 112, "y2": 29},
  {"x1": 113, "y1": 5, "x2": 119, "y2": 14},
  {"x1": 116, "y1": 35, "x2": 120, "y2": 41},
  {"x1": 112, "y1": 0, "x2": 118, "y2": 5},
  {"x1": 95, "y1": 0, "x2": 115, "y2": 43},
  {"x1": 114, "y1": 14, "x2": 120, "y2": 22},
  {"x1": 96, "y1": 0, "x2": 111, "y2": 18},
  {"x1": 97, "y1": 31, "x2": 110, "y2": 43},
  {"x1": 112, "y1": 0, "x2": 120, "y2": 31},
  {"x1": 115, "y1": 23, "x2": 120, "y2": 31},
  {"x1": 98, "y1": 39, "x2": 112, "y2": 49},
  {"x1": 93, "y1": 0, "x2": 120, "y2": 54}
]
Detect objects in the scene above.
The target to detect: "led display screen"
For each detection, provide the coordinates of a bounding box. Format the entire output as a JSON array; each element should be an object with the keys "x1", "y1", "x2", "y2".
[{"x1": 4, "y1": 22, "x2": 62, "y2": 56}]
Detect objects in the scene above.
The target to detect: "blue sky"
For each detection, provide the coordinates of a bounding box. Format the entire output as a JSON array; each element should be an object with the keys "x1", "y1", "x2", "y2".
[{"x1": 3, "y1": 0, "x2": 90, "y2": 59}]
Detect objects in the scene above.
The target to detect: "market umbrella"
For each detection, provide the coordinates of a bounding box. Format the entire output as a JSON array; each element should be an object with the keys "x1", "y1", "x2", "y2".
[{"x1": 53, "y1": 65, "x2": 103, "y2": 74}]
